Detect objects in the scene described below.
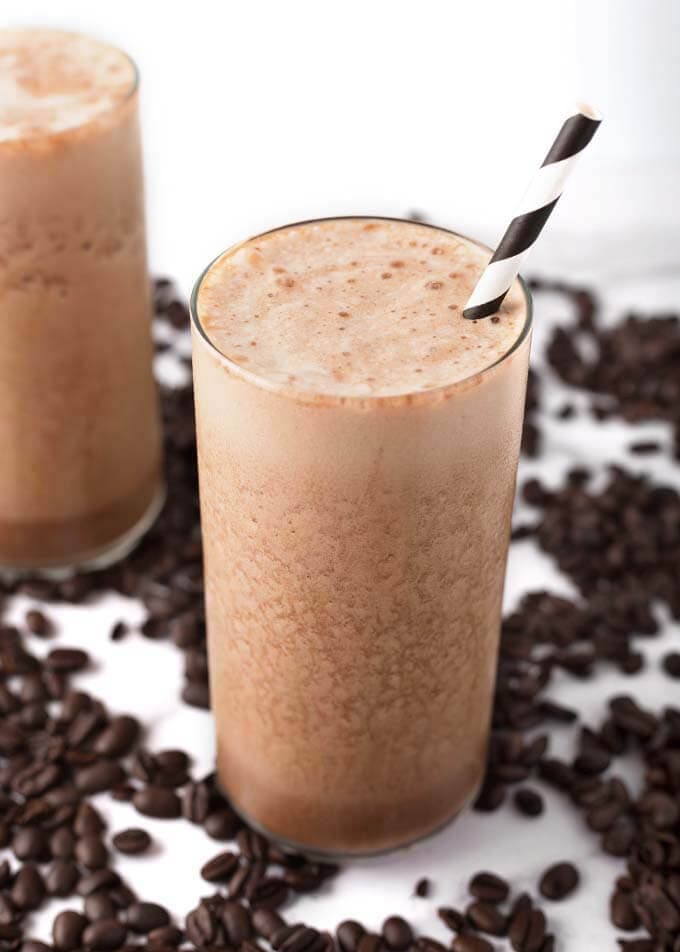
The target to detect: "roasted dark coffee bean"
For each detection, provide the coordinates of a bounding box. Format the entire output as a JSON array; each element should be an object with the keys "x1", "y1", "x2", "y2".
[
  {"x1": 45, "y1": 648, "x2": 89, "y2": 672},
  {"x1": 49, "y1": 827, "x2": 75, "y2": 860},
  {"x1": 185, "y1": 904, "x2": 216, "y2": 947},
  {"x1": 182, "y1": 781, "x2": 211, "y2": 823},
  {"x1": 53, "y1": 911, "x2": 88, "y2": 952},
  {"x1": 227, "y1": 862, "x2": 251, "y2": 899},
  {"x1": 337, "y1": 921, "x2": 365, "y2": 952},
  {"x1": 11, "y1": 864, "x2": 46, "y2": 910},
  {"x1": 437, "y1": 908, "x2": 465, "y2": 932},
  {"x1": 473, "y1": 780, "x2": 506, "y2": 812},
  {"x1": 75, "y1": 834, "x2": 109, "y2": 869},
  {"x1": 75, "y1": 761, "x2": 126, "y2": 794},
  {"x1": 110, "y1": 783, "x2": 135, "y2": 802},
  {"x1": 147, "y1": 926, "x2": 184, "y2": 947},
  {"x1": 638, "y1": 789, "x2": 679, "y2": 829},
  {"x1": 112, "y1": 828, "x2": 152, "y2": 855},
  {"x1": 381, "y1": 917, "x2": 412, "y2": 951},
  {"x1": 414, "y1": 877, "x2": 430, "y2": 898},
  {"x1": 662, "y1": 651, "x2": 680, "y2": 678},
  {"x1": 82, "y1": 918, "x2": 127, "y2": 951},
  {"x1": 610, "y1": 890, "x2": 640, "y2": 931},
  {"x1": 601, "y1": 819, "x2": 636, "y2": 857},
  {"x1": 203, "y1": 807, "x2": 240, "y2": 839},
  {"x1": 25, "y1": 609, "x2": 53, "y2": 637},
  {"x1": 356, "y1": 933, "x2": 382, "y2": 952},
  {"x1": 514, "y1": 787, "x2": 544, "y2": 817},
  {"x1": 451, "y1": 937, "x2": 493, "y2": 952},
  {"x1": 126, "y1": 902, "x2": 170, "y2": 934},
  {"x1": 77, "y1": 868, "x2": 120, "y2": 897},
  {"x1": 253, "y1": 909, "x2": 286, "y2": 940},
  {"x1": 45, "y1": 859, "x2": 79, "y2": 897},
  {"x1": 469, "y1": 871, "x2": 510, "y2": 904},
  {"x1": 94, "y1": 716, "x2": 140, "y2": 757},
  {"x1": 466, "y1": 901, "x2": 506, "y2": 936},
  {"x1": 220, "y1": 902, "x2": 252, "y2": 944},
  {"x1": 539, "y1": 862, "x2": 579, "y2": 900},
  {"x1": 249, "y1": 876, "x2": 290, "y2": 910},
  {"x1": 237, "y1": 828, "x2": 270, "y2": 861},
  {"x1": 200, "y1": 850, "x2": 239, "y2": 882},
  {"x1": 85, "y1": 894, "x2": 118, "y2": 921},
  {"x1": 74, "y1": 803, "x2": 106, "y2": 836},
  {"x1": 132, "y1": 786, "x2": 181, "y2": 819},
  {"x1": 12, "y1": 827, "x2": 49, "y2": 861},
  {"x1": 180, "y1": 672, "x2": 210, "y2": 705}
]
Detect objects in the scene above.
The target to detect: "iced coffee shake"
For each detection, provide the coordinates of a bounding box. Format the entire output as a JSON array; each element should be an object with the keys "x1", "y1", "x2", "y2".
[
  {"x1": 0, "y1": 30, "x2": 162, "y2": 571},
  {"x1": 191, "y1": 217, "x2": 531, "y2": 854}
]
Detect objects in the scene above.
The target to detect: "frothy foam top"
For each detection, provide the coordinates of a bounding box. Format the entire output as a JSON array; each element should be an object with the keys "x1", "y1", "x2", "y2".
[
  {"x1": 197, "y1": 218, "x2": 529, "y2": 398},
  {"x1": 0, "y1": 29, "x2": 136, "y2": 142}
]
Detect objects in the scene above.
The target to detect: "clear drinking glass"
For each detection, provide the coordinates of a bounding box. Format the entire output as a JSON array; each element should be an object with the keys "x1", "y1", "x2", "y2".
[
  {"x1": 191, "y1": 217, "x2": 532, "y2": 856},
  {"x1": 0, "y1": 29, "x2": 163, "y2": 574}
]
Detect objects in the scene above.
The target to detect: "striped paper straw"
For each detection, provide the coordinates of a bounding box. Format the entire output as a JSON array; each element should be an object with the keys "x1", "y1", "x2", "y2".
[{"x1": 463, "y1": 104, "x2": 602, "y2": 320}]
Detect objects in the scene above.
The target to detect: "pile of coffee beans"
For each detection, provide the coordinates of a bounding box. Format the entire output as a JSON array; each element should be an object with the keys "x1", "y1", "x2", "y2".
[
  {"x1": 2, "y1": 275, "x2": 680, "y2": 951},
  {"x1": 540, "y1": 280, "x2": 680, "y2": 458}
]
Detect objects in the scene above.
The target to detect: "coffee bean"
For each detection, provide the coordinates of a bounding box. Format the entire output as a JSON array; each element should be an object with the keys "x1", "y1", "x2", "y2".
[
  {"x1": 25, "y1": 609, "x2": 53, "y2": 637},
  {"x1": 203, "y1": 807, "x2": 240, "y2": 839},
  {"x1": 93, "y1": 716, "x2": 140, "y2": 758},
  {"x1": 469, "y1": 871, "x2": 510, "y2": 904},
  {"x1": 473, "y1": 780, "x2": 506, "y2": 812},
  {"x1": 610, "y1": 890, "x2": 640, "y2": 931},
  {"x1": 12, "y1": 827, "x2": 49, "y2": 861},
  {"x1": 112, "y1": 828, "x2": 152, "y2": 855},
  {"x1": 74, "y1": 803, "x2": 106, "y2": 836},
  {"x1": 356, "y1": 933, "x2": 382, "y2": 952},
  {"x1": 539, "y1": 862, "x2": 580, "y2": 901},
  {"x1": 85, "y1": 895, "x2": 118, "y2": 921},
  {"x1": 514, "y1": 787, "x2": 544, "y2": 817},
  {"x1": 77, "y1": 869, "x2": 120, "y2": 897},
  {"x1": 126, "y1": 902, "x2": 170, "y2": 934},
  {"x1": 147, "y1": 926, "x2": 184, "y2": 946},
  {"x1": 662, "y1": 651, "x2": 680, "y2": 679},
  {"x1": 337, "y1": 921, "x2": 365, "y2": 952},
  {"x1": 132, "y1": 786, "x2": 181, "y2": 819},
  {"x1": 45, "y1": 648, "x2": 89, "y2": 673},
  {"x1": 185, "y1": 904, "x2": 216, "y2": 947},
  {"x1": 75, "y1": 834, "x2": 109, "y2": 869},
  {"x1": 75, "y1": 761, "x2": 126, "y2": 794},
  {"x1": 11, "y1": 864, "x2": 46, "y2": 910},
  {"x1": 182, "y1": 781, "x2": 211, "y2": 823},
  {"x1": 437, "y1": 908, "x2": 465, "y2": 932},
  {"x1": 381, "y1": 917, "x2": 412, "y2": 951},
  {"x1": 414, "y1": 877, "x2": 430, "y2": 898},
  {"x1": 199, "y1": 849, "x2": 238, "y2": 882},
  {"x1": 53, "y1": 911, "x2": 88, "y2": 951},
  {"x1": 49, "y1": 827, "x2": 75, "y2": 859},
  {"x1": 82, "y1": 918, "x2": 127, "y2": 951},
  {"x1": 249, "y1": 909, "x2": 283, "y2": 942},
  {"x1": 45, "y1": 860, "x2": 79, "y2": 897},
  {"x1": 466, "y1": 901, "x2": 506, "y2": 936},
  {"x1": 451, "y1": 937, "x2": 493, "y2": 952},
  {"x1": 221, "y1": 902, "x2": 252, "y2": 944}
]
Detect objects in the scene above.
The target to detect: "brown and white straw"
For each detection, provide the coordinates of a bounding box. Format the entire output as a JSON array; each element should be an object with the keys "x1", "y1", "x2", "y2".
[{"x1": 463, "y1": 104, "x2": 602, "y2": 320}]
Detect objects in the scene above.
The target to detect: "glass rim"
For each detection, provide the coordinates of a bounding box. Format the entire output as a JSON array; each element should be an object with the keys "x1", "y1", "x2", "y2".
[
  {"x1": 190, "y1": 215, "x2": 533, "y2": 406},
  {"x1": 0, "y1": 27, "x2": 140, "y2": 147}
]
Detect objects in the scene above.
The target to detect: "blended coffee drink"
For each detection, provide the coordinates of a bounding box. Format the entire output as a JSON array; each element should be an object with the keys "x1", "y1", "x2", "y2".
[
  {"x1": 0, "y1": 30, "x2": 162, "y2": 571},
  {"x1": 191, "y1": 217, "x2": 531, "y2": 854}
]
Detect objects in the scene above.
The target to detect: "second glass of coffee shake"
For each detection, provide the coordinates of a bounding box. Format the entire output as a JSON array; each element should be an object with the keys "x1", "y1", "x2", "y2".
[{"x1": 191, "y1": 217, "x2": 531, "y2": 855}]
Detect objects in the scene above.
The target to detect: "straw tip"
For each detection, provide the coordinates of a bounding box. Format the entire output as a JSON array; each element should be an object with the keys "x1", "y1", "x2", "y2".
[{"x1": 575, "y1": 101, "x2": 602, "y2": 123}]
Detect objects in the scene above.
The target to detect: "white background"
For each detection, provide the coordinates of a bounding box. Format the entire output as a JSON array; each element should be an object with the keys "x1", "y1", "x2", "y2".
[{"x1": 2, "y1": 2, "x2": 680, "y2": 950}]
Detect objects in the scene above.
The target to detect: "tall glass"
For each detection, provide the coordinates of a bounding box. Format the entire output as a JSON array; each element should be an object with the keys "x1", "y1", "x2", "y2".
[
  {"x1": 191, "y1": 218, "x2": 532, "y2": 855},
  {"x1": 0, "y1": 30, "x2": 163, "y2": 573}
]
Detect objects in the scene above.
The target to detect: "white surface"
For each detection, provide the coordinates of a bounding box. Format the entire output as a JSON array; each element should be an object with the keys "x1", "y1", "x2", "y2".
[
  {"x1": 2, "y1": 2, "x2": 679, "y2": 947},
  {"x1": 5, "y1": 269, "x2": 679, "y2": 951}
]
